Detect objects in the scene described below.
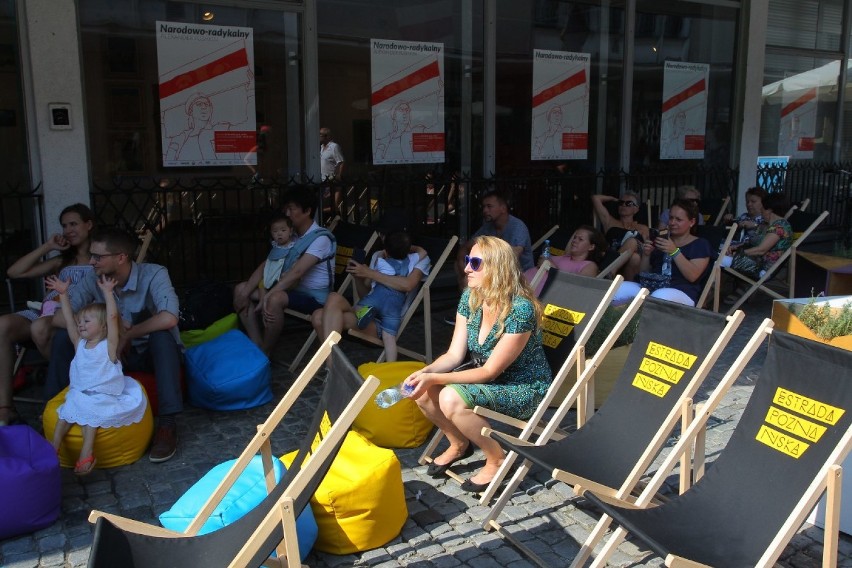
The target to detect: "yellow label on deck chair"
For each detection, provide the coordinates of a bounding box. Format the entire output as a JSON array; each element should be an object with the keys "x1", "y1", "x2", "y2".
[
  {"x1": 638, "y1": 357, "x2": 685, "y2": 384},
  {"x1": 541, "y1": 305, "x2": 585, "y2": 349},
  {"x1": 645, "y1": 342, "x2": 697, "y2": 369},
  {"x1": 631, "y1": 373, "x2": 671, "y2": 398},
  {"x1": 764, "y1": 406, "x2": 827, "y2": 443},
  {"x1": 756, "y1": 424, "x2": 810, "y2": 458},
  {"x1": 772, "y1": 387, "x2": 845, "y2": 425}
]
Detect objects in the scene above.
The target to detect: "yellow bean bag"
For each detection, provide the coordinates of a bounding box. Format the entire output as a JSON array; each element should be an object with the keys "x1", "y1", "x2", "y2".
[
  {"x1": 43, "y1": 384, "x2": 154, "y2": 469},
  {"x1": 282, "y1": 430, "x2": 407, "y2": 554},
  {"x1": 354, "y1": 361, "x2": 433, "y2": 448}
]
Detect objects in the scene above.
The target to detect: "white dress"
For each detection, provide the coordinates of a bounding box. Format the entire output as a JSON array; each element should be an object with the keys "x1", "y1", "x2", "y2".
[{"x1": 57, "y1": 339, "x2": 147, "y2": 428}]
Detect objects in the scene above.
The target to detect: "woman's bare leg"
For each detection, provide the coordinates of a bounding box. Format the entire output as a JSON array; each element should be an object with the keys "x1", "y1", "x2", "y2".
[
  {"x1": 415, "y1": 385, "x2": 470, "y2": 466},
  {"x1": 438, "y1": 387, "x2": 505, "y2": 485},
  {"x1": 52, "y1": 418, "x2": 72, "y2": 451},
  {"x1": 30, "y1": 316, "x2": 56, "y2": 359},
  {"x1": 0, "y1": 314, "x2": 32, "y2": 424}
]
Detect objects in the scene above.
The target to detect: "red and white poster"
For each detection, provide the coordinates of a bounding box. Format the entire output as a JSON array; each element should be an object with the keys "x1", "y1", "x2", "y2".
[
  {"x1": 531, "y1": 50, "x2": 590, "y2": 161},
  {"x1": 156, "y1": 21, "x2": 256, "y2": 167},
  {"x1": 371, "y1": 39, "x2": 445, "y2": 165},
  {"x1": 660, "y1": 61, "x2": 709, "y2": 160},
  {"x1": 779, "y1": 87, "x2": 817, "y2": 159}
]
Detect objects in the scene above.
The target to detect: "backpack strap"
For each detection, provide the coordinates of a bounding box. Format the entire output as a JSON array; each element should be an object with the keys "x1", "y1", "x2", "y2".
[{"x1": 281, "y1": 227, "x2": 337, "y2": 290}]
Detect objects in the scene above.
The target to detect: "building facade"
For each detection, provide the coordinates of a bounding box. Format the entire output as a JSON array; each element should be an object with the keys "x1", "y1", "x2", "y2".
[{"x1": 1, "y1": 0, "x2": 850, "y2": 244}]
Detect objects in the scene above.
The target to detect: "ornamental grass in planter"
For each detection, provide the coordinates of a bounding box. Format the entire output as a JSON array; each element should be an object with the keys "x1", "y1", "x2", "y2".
[{"x1": 771, "y1": 295, "x2": 852, "y2": 351}]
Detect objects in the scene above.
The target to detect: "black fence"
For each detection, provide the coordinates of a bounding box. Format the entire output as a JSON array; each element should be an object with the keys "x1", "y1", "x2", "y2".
[{"x1": 0, "y1": 163, "x2": 847, "y2": 295}]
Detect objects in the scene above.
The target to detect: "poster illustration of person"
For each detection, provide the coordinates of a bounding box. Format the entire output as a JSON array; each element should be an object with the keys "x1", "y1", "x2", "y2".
[
  {"x1": 530, "y1": 49, "x2": 590, "y2": 161},
  {"x1": 660, "y1": 61, "x2": 709, "y2": 160},
  {"x1": 371, "y1": 39, "x2": 445, "y2": 165},
  {"x1": 156, "y1": 21, "x2": 256, "y2": 167},
  {"x1": 778, "y1": 87, "x2": 816, "y2": 159}
]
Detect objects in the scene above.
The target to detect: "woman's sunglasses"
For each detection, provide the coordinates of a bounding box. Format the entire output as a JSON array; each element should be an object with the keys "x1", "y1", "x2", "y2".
[
  {"x1": 618, "y1": 200, "x2": 637, "y2": 207},
  {"x1": 464, "y1": 255, "x2": 484, "y2": 271}
]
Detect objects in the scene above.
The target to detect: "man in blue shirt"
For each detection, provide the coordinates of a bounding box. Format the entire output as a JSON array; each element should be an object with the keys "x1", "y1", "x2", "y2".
[
  {"x1": 46, "y1": 227, "x2": 183, "y2": 463},
  {"x1": 454, "y1": 188, "x2": 533, "y2": 290}
]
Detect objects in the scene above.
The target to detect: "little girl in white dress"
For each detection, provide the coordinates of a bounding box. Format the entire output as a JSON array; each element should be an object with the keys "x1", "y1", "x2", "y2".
[{"x1": 45, "y1": 273, "x2": 147, "y2": 475}]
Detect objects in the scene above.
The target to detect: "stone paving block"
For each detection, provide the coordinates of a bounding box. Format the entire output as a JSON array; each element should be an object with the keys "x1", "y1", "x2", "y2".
[
  {"x1": 1, "y1": 537, "x2": 35, "y2": 556},
  {"x1": 1, "y1": 552, "x2": 39, "y2": 568}
]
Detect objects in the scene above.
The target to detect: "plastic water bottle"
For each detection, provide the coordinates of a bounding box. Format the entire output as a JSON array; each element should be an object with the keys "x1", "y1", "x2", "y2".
[
  {"x1": 375, "y1": 383, "x2": 414, "y2": 408},
  {"x1": 541, "y1": 240, "x2": 551, "y2": 262},
  {"x1": 662, "y1": 254, "x2": 672, "y2": 277}
]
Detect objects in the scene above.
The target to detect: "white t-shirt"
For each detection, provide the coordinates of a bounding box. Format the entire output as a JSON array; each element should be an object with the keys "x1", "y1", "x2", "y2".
[
  {"x1": 297, "y1": 222, "x2": 335, "y2": 291},
  {"x1": 369, "y1": 252, "x2": 430, "y2": 290},
  {"x1": 320, "y1": 141, "x2": 344, "y2": 181}
]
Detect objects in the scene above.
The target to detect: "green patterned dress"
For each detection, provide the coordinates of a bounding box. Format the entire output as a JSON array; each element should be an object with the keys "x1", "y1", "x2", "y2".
[{"x1": 449, "y1": 288, "x2": 552, "y2": 420}]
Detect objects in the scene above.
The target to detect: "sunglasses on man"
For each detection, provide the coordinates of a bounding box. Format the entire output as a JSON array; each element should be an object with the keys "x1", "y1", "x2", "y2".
[{"x1": 618, "y1": 200, "x2": 637, "y2": 207}]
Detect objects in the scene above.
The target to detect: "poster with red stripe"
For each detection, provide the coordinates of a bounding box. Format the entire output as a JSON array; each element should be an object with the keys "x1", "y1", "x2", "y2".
[
  {"x1": 531, "y1": 50, "x2": 590, "y2": 161},
  {"x1": 371, "y1": 39, "x2": 444, "y2": 165},
  {"x1": 660, "y1": 61, "x2": 709, "y2": 160},
  {"x1": 779, "y1": 87, "x2": 816, "y2": 159},
  {"x1": 156, "y1": 21, "x2": 256, "y2": 167}
]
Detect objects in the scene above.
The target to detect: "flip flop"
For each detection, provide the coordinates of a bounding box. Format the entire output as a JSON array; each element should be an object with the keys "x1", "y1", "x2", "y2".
[{"x1": 74, "y1": 455, "x2": 97, "y2": 476}]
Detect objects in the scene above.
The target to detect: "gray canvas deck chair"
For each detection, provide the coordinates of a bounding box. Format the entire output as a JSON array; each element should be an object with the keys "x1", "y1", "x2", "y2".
[
  {"x1": 582, "y1": 326, "x2": 852, "y2": 568},
  {"x1": 418, "y1": 269, "x2": 626, "y2": 504},
  {"x1": 287, "y1": 220, "x2": 379, "y2": 370},
  {"x1": 86, "y1": 332, "x2": 379, "y2": 568},
  {"x1": 483, "y1": 299, "x2": 745, "y2": 567},
  {"x1": 348, "y1": 234, "x2": 458, "y2": 363},
  {"x1": 720, "y1": 209, "x2": 828, "y2": 315}
]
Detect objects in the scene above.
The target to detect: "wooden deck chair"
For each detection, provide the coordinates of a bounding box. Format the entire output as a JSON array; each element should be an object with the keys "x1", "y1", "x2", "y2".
[
  {"x1": 784, "y1": 197, "x2": 811, "y2": 219},
  {"x1": 418, "y1": 270, "x2": 626, "y2": 504},
  {"x1": 596, "y1": 249, "x2": 632, "y2": 280},
  {"x1": 721, "y1": 210, "x2": 829, "y2": 315},
  {"x1": 86, "y1": 332, "x2": 379, "y2": 568},
  {"x1": 348, "y1": 234, "x2": 458, "y2": 363},
  {"x1": 482, "y1": 300, "x2": 745, "y2": 567},
  {"x1": 581, "y1": 326, "x2": 852, "y2": 568},
  {"x1": 531, "y1": 224, "x2": 561, "y2": 252},
  {"x1": 694, "y1": 223, "x2": 738, "y2": 310},
  {"x1": 532, "y1": 226, "x2": 574, "y2": 264},
  {"x1": 287, "y1": 222, "x2": 379, "y2": 371},
  {"x1": 701, "y1": 195, "x2": 731, "y2": 226}
]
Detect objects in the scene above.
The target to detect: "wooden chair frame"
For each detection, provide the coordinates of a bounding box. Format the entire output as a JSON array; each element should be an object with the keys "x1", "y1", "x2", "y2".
[
  {"x1": 481, "y1": 305, "x2": 745, "y2": 568},
  {"x1": 694, "y1": 223, "x2": 738, "y2": 310},
  {"x1": 348, "y1": 235, "x2": 458, "y2": 363},
  {"x1": 87, "y1": 332, "x2": 379, "y2": 568},
  {"x1": 718, "y1": 210, "x2": 829, "y2": 315},
  {"x1": 286, "y1": 223, "x2": 379, "y2": 371}
]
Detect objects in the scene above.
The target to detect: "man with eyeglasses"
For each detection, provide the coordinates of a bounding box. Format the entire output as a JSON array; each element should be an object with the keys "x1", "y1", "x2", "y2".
[
  {"x1": 45, "y1": 227, "x2": 183, "y2": 463},
  {"x1": 453, "y1": 188, "x2": 533, "y2": 291}
]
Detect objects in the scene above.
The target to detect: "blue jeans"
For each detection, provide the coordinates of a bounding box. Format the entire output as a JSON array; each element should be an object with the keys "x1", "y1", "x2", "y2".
[
  {"x1": 46, "y1": 329, "x2": 184, "y2": 415},
  {"x1": 356, "y1": 284, "x2": 405, "y2": 336}
]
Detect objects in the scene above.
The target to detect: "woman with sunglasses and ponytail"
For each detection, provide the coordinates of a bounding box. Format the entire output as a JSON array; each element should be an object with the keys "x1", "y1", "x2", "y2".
[
  {"x1": 591, "y1": 191, "x2": 650, "y2": 282},
  {"x1": 404, "y1": 236, "x2": 550, "y2": 493}
]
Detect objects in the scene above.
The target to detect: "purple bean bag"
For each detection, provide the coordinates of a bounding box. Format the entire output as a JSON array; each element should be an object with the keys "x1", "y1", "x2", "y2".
[{"x1": 0, "y1": 425, "x2": 61, "y2": 539}]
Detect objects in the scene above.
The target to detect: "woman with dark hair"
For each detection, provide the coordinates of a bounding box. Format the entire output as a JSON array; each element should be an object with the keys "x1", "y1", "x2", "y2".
[
  {"x1": 721, "y1": 192, "x2": 792, "y2": 279},
  {"x1": 724, "y1": 186, "x2": 767, "y2": 243},
  {"x1": 616, "y1": 198, "x2": 711, "y2": 306},
  {"x1": 405, "y1": 236, "x2": 550, "y2": 492},
  {"x1": 523, "y1": 225, "x2": 607, "y2": 294},
  {"x1": 0, "y1": 203, "x2": 95, "y2": 426}
]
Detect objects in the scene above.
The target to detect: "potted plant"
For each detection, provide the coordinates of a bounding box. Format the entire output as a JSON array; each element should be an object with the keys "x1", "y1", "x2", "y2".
[{"x1": 770, "y1": 295, "x2": 852, "y2": 350}]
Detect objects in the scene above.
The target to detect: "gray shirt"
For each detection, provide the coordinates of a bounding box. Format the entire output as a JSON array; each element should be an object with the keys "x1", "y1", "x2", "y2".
[
  {"x1": 473, "y1": 215, "x2": 534, "y2": 271},
  {"x1": 69, "y1": 263, "x2": 181, "y2": 347}
]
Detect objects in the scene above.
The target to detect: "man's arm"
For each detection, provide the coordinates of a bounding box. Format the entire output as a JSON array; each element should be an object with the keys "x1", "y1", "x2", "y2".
[{"x1": 272, "y1": 253, "x2": 320, "y2": 292}]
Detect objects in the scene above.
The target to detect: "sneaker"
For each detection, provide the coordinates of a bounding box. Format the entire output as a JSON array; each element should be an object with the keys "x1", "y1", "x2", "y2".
[
  {"x1": 149, "y1": 424, "x2": 178, "y2": 463},
  {"x1": 355, "y1": 305, "x2": 375, "y2": 329}
]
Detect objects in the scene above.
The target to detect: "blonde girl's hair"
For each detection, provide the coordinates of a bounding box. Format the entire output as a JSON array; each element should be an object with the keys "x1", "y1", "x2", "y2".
[
  {"x1": 76, "y1": 303, "x2": 109, "y2": 343},
  {"x1": 467, "y1": 235, "x2": 543, "y2": 338}
]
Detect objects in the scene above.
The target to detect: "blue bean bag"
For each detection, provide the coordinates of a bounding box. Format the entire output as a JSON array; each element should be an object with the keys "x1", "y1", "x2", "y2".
[
  {"x1": 0, "y1": 425, "x2": 61, "y2": 539},
  {"x1": 159, "y1": 455, "x2": 317, "y2": 561},
  {"x1": 185, "y1": 330, "x2": 272, "y2": 411}
]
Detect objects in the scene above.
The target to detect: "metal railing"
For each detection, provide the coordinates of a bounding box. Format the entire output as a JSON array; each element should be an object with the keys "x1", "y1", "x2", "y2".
[{"x1": 1, "y1": 163, "x2": 844, "y2": 293}]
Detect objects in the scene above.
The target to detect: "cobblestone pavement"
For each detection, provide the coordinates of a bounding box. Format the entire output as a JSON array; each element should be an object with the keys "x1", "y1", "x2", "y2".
[{"x1": 2, "y1": 292, "x2": 852, "y2": 567}]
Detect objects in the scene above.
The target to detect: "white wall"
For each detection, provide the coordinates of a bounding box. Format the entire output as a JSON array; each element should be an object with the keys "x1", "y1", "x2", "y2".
[{"x1": 20, "y1": 0, "x2": 90, "y2": 234}]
